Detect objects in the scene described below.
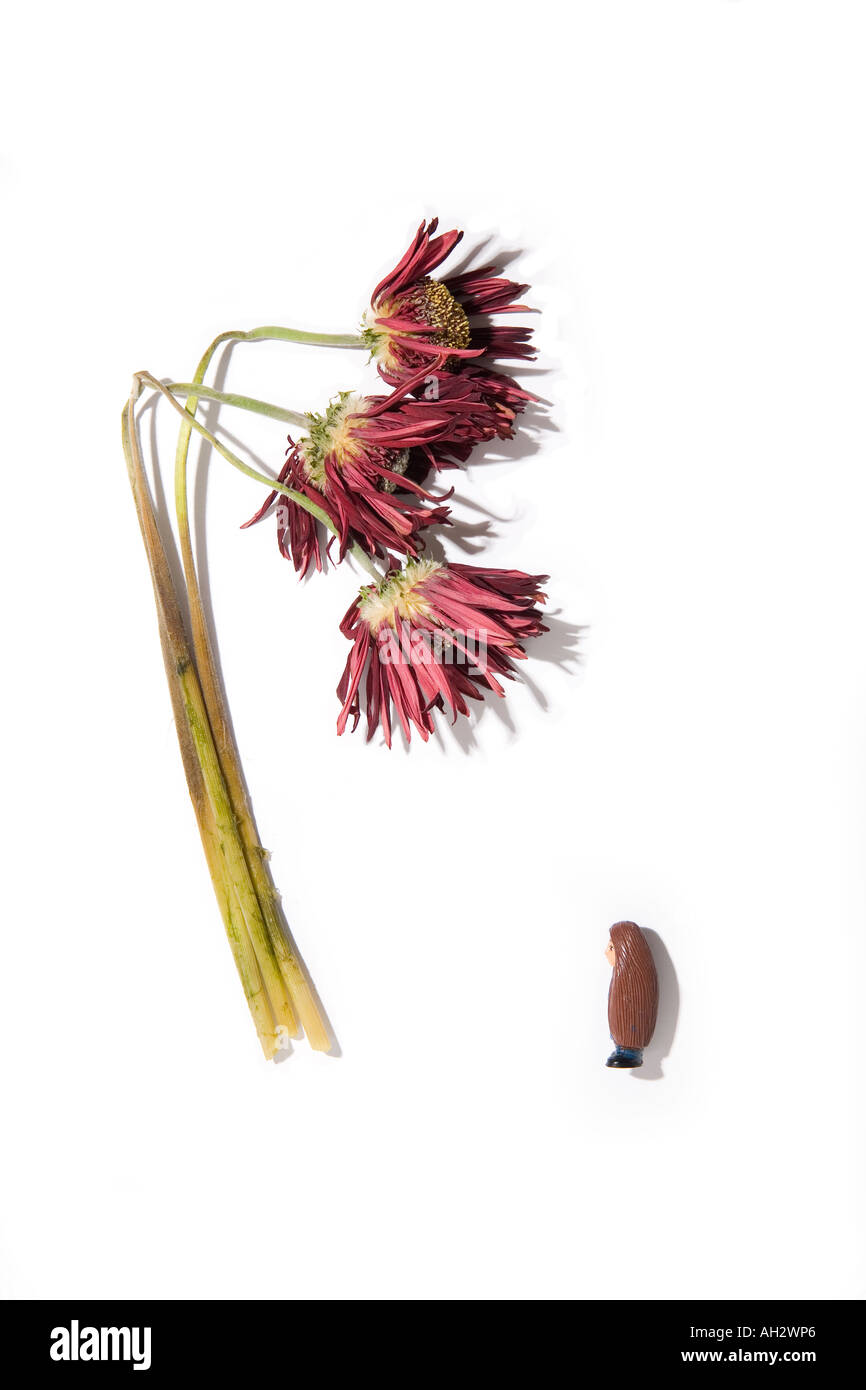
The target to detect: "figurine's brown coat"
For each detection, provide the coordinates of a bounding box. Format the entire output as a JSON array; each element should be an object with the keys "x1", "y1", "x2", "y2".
[{"x1": 608, "y1": 921, "x2": 658, "y2": 1049}]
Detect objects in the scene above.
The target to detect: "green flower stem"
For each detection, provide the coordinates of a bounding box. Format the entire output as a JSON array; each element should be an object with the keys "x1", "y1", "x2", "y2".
[
  {"x1": 165, "y1": 382, "x2": 308, "y2": 428},
  {"x1": 168, "y1": 336, "x2": 344, "y2": 1053},
  {"x1": 179, "y1": 325, "x2": 364, "y2": 354},
  {"x1": 244, "y1": 325, "x2": 365, "y2": 349},
  {"x1": 122, "y1": 396, "x2": 294, "y2": 1057},
  {"x1": 136, "y1": 370, "x2": 382, "y2": 583}
]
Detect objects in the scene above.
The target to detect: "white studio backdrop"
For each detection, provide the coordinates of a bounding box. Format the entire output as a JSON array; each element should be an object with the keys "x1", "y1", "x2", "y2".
[{"x1": 1, "y1": 1, "x2": 864, "y2": 1299}]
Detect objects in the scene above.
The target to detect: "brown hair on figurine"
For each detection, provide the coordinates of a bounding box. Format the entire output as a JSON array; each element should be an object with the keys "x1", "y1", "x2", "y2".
[{"x1": 605, "y1": 921, "x2": 658, "y2": 1068}]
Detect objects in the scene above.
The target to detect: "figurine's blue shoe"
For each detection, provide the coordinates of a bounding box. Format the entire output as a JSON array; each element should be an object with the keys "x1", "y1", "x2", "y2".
[{"x1": 606, "y1": 1045, "x2": 643, "y2": 1068}]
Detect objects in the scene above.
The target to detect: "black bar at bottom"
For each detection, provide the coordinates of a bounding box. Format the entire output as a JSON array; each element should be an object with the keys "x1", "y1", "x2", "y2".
[{"x1": 0, "y1": 1298, "x2": 858, "y2": 1375}]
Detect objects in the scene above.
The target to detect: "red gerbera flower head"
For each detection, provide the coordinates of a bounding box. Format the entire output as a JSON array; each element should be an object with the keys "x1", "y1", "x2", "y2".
[
  {"x1": 242, "y1": 366, "x2": 511, "y2": 575},
  {"x1": 336, "y1": 558, "x2": 549, "y2": 747},
  {"x1": 362, "y1": 218, "x2": 536, "y2": 416}
]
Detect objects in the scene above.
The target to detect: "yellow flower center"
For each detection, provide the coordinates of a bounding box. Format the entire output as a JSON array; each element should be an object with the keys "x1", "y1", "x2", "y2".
[
  {"x1": 365, "y1": 279, "x2": 471, "y2": 371},
  {"x1": 379, "y1": 449, "x2": 410, "y2": 494},
  {"x1": 299, "y1": 393, "x2": 368, "y2": 489},
  {"x1": 358, "y1": 559, "x2": 443, "y2": 633},
  {"x1": 416, "y1": 279, "x2": 471, "y2": 351}
]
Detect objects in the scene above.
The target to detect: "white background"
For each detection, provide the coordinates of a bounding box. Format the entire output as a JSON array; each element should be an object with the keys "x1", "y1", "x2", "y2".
[{"x1": 2, "y1": 1, "x2": 864, "y2": 1300}]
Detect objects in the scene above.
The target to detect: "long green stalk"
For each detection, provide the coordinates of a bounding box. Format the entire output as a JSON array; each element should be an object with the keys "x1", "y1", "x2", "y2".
[
  {"x1": 165, "y1": 381, "x2": 308, "y2": 427},
  {"x1": 167, "y1": 338, "x2": 344, "y2": 1051},
  {"x1": 123, "y1": 394, "x2": 295, "y2": 1056},
  {"x1": 244, "y1": 325, "x2": 364, "y2": 349}
]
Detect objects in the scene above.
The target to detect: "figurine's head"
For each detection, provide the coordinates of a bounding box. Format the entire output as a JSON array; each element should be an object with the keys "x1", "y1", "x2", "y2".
[{"x1": 607, "y1": 920, "x2": 658, "y2": 1051}]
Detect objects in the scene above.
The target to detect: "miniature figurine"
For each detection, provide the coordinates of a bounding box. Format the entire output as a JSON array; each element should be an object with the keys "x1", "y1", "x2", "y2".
[{"x1": 604, "y1": 921, "x2": 658, "y2": 1068}]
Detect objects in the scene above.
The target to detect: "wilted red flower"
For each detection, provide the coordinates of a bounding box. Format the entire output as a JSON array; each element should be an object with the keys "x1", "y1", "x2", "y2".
[
  {"x1": 242, "y1": 367, "x2": 506, "y2": 576},
  {"x1": 336, "y1": 559, "x2": 548, "y2": 746},
  {"x1": 363, "y1": 218, "x2": 536, "y2": 417}
]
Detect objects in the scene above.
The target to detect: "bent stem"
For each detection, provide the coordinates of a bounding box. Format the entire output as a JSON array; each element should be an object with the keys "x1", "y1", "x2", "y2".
[
  {"x1": 136, "y1": 370, "x2": 381, "y2": 583},
  {"x1": 169, "y1": 341, "x2": 340, "y2": 1051},
  {"x1": 122, "y1": 395, "x2": 296, "y2": 1057},
  {"x1": 244, "y1": 325, "x2": 365, "y2": 349},
  {"x1": 165, "y1": 382, "x2": 308, "y2": 428},
  {"x1": 190, "y1": 326, "x2": 365, "y2": 352}
]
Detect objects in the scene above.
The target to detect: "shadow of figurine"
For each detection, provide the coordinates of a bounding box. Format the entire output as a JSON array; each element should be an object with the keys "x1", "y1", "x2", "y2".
[{"x1": 631, "y1": 929, "x2": 679, "y2": 1082}]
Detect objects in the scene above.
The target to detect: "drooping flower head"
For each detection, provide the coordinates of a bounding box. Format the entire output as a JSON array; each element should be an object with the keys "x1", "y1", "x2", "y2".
[
  {"x1": 242, "y1": 366, "x2": 506, "y2": 576},
  {"x1": 363, "y1": 218, "x2": 536, "y2": 416},
  {"x1": 337, "y1": 559, "x2": 548, "y2": 746}
]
